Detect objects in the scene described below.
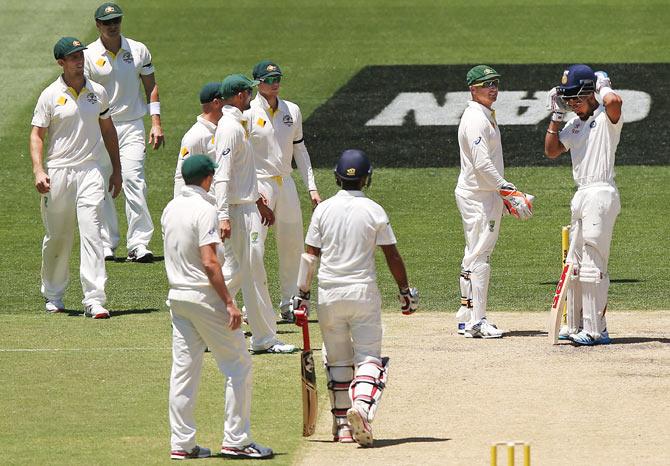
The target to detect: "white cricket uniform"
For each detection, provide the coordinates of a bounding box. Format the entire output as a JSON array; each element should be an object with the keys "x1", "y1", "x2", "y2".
[
  {"x1": 245, "y1": 93, "x2": 317, "y2": 308},
  {"x1": 455, "y1": 100, "x2": 505, "y2": 321},
  {"x1": 305, "y1": 189, "x2": 397, "y2": 366},
  {"x1": 213, "y1": 105, "x2": 277, "y2": 351},
  {"x1": 31, "y1": 76, "x2": 110, "y2": 306},
  {"x1": 84, "y1": 35, "x2": 155, "y2": 252},
  {"x1": 559, "y1": 104, "x2": 622, "y2": 334},
  {"x1": 173, "y1": 115, "x2": 217, "y2": 198},
  {"x1": 162, "y1": 185, "x2": 253, "y2": 451}
]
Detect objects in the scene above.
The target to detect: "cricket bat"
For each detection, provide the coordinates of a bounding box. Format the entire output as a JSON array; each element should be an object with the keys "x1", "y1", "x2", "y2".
[
  {"x1": 548, "y1": 220, "x2": 580, "y2": 344},
  {"x1": 300, "y1": 317, "x2": 317, "y2": 436}
]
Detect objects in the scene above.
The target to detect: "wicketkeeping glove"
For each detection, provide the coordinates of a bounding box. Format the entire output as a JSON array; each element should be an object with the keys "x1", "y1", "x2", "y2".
[
  {"x1": 399, "y1": 287, "x2": 419, "y2": 315},
  {"x1": 499, "y1": 183, "x2": 534, "y2": 220},
  {"x1": 546, "y1": 87, "x2": 570, "y2": 122},
  {"x1": 290, "y1": 290, "x2": 310, "y2": 326}
]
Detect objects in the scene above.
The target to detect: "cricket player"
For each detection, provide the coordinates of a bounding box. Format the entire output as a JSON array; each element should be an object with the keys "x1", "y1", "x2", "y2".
[
  {"x1": 213, "y1": 74, "x2": 295, "y2": 354},
  {"x1": 163, "y1": 155, "x2": 273, "y2": 460},
  {"x1": 173, "y1": 82, "x2": 223, "y2": 198},
  {"x1": 545, "y1": 64, "x2": 623, "y2": 346},
  {"x1": 455, "y1": 65, "x2": 533, "y2": 338},
  {"x1": 30, "y1": 37, "x2": 122, "y2": 318},
  {"x1": 245, "y1": 60, "x2": 321, "y2": 322},
  {"x1": 291, "y1": 149, "x2": 418, "y2": 446},
  {"x1": 84, "y1": 2, "x2": 164, "y2": 263}
]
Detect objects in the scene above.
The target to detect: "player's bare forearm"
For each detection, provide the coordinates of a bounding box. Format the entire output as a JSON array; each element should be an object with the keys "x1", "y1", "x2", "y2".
[
  {"x1": 381, "y1": 244, "x2": 409, "y2": 290},
  {"x1": 603, "y1": 92, "x2": 623, "y2": 124},
  {"x1": 306, "y1": 245, "x2": 321, "y2": 258},
  {"x1": 30, "y1": 126, "x2": 50, "y2": 194},
  {"x1": 141, "y1": 74, "x2": 164, "y2": 149},
  {"x1": 544, "y1": 120, "x2": 566, "y2": 159},
  {"x1": 99, "y1": 118, "x2": 121, "y2": 172}
]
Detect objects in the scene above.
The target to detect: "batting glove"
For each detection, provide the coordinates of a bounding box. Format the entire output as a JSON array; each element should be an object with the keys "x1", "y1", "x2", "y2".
[
  {"x1": 594, "y1": 71, "x2": 611, "y2": 93},
  {"x1": 290, "y1": 290, "x2": 310, "y2": 326},
  {"x1": 399, "y1": 287, "x2": 419, "y2": 315},
  {"x1": 499, "y1": 183, "x2": 534, "y2": 220},
  {"x1": 546, "y1": 87, "x2": 569, "y2": 122}
]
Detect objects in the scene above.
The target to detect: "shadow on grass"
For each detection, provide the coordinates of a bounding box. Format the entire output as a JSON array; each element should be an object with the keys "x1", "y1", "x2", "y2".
[
  {"x1": 309, "y1": 437, "x2": 450, "y2": 447},
  {"x1": 58, "y1": 308, "x2": 159, "y2": 317},
  {"x1": 108, "y1": 256, "x2": 165, "y2": 263},
  {"x1": 539, "y1": 278, "x2": 641, "y2": 285}
]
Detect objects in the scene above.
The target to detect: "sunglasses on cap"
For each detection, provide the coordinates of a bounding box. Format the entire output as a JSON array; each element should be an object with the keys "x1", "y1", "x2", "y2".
[
  {"x1": 471, "y1": 79, "x2": 499, "y2": 89},
  {"x1": 261, "y1": 76, "x2": 281, "y2": 84},
  {"x1": 100, "y1": 17, "x2": 122, "y2": 25}
]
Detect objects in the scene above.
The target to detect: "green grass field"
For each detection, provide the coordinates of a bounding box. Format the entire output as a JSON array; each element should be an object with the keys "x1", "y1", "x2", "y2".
[{"x1": 1, "y1": 1, "x2": 669, "y2": 464}]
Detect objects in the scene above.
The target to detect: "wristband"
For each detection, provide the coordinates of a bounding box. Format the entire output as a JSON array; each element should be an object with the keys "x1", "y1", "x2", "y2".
[
  {"x1": 546, "y1": 129, "x2": 558, "y2": 135},
  {"x1": 148, "y1": 101, "x2": 161, "y2": 115},
  {"x1": 598, "y1": 86, "x2": 614, "y2": 100}
]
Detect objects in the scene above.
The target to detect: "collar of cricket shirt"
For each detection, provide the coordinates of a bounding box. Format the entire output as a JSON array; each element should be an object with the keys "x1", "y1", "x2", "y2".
[
  {"x1": 58, "y1": 75, "x2": 92, "y2": 99},
  {"x1": 196, "y1": 114, "x2": 217, "y2": 132},
  {"x1": 181, "y1": 185, "x2": 216, "y2": 205}
]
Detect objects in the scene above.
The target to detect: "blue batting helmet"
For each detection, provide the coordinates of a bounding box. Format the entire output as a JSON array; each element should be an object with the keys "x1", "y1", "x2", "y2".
[
  {"x1": 334, "y1": 149, "x2": 372, "y2": 184},
  {"x1": 558, "y1": 64, "x2": 596, "y2": 98}
]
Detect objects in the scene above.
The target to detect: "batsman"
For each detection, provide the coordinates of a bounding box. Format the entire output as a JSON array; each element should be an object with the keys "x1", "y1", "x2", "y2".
[{"x1": 290, "y1": 149, "x2": 418, "y2": 447}]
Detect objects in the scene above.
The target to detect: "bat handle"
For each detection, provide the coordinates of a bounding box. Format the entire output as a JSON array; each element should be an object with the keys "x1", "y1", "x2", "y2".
[{"x1": 302, "y1": 320, "x2": 311, "y2": 351}]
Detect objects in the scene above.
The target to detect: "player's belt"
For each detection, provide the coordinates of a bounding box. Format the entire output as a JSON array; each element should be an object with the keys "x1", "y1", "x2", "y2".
[{"x1": 272, "y1": 175, "x2": 283, "y2": 186}]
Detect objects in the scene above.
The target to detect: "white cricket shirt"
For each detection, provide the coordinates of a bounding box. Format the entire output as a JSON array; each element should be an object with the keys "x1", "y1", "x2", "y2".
[
  {"x1": 31, "y1": 76, "x2": 111, "y2": 168},
  {"x1": 84, "y1": 35, "x2": 154, "y2": 122},
  {"x1": 559, "y1": 105, "x2": 623, "y2": 188},
  {"x1": 305, "y1": 190, "x2": 396, "y2": 286},
  {"x1": 174, "y1": 115, "x2": 217, "y2": 197},
  {"x1": 455, "y1": 101, "x2": 505, "y2": 197},
  {"x1": 245, "y1": 93, "x2": 317, "y2": 191},
  {"x1": 161, "y1": 185, "x2": 221, "y2": 297},
  {"x1": 213, "y1": 106, "x2": 259, "y2": 220}
]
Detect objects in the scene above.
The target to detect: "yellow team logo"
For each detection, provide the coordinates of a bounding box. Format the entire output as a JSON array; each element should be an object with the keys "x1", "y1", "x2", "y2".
[
  {"x1": 56, "y1": 96, "x2": 67, "y2": 106},
  {"x1": 105, "y1": 6, "x2": 115, "y2": 13},
  {"x1": 180, "y1": 147, "x2": 189, "y2": 158},
  {"x1": 346, "y1": 168, "x2": 356, "y2": 176},
  {"x1": 561, "y1": 70, "x2": 569, "y2": 84},
  {"x1": 96, "y1": 58, "x2": 106, "y2": 67},
  {"x1": 257, "y1": 118, "x2": 266, "y2": 127}
]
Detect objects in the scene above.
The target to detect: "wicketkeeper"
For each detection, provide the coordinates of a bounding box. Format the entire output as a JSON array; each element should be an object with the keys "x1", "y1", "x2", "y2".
[
  {"x1": 290, "y1": 149, "x2": 418, "y2": 447},
  {"x1": 545, "y1": 64, "x2": 623, "y2": 346}
]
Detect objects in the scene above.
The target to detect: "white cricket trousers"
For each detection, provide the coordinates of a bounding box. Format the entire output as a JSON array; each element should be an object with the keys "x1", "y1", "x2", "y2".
[
  {"x1": 317, "y1": 284, "x2": 383, "y2": 367},
  {"x1": 40, "y1": 161, "x2": 106, "y2": 306},
  {"x1": 223, "y1": 203, "x2": 278, "y2": 351},
  {"x1": 99, "y1": 118, "x2": 154, "y2": 251},
  {"x1": 169, "y1": 291, "x2": 253, "y2": 451},
  {"x1": 257, "y1": 175, "x2": 304, "y2": 306},
  {"x1": 455, "y1": 190, "x2": 503, "y2": 321}
]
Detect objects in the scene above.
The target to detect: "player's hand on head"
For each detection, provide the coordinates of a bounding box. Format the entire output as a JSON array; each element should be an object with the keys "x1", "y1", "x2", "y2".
[
  {"x1": 148, "y1": 124, "x2": 165, "y2": 150},
  {"x1": 34, "y1": 170, "x2": 50, "y2": 194},
  {"x1": 547, "y1": 87, "x2": 569, "y2": 121},
  {"x1": 594, "y1": 71, "x2": 611, "y2": 92}
]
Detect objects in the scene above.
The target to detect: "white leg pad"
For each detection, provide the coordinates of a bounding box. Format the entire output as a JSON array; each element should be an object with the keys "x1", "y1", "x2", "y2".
[
  {"x1": 470, "y1": 262, "x2": 491, "y2": 322},
  {"x1": 325, "y1": 365, "x2": 354, "y2": 435},
  {"x1": 297, "y1": 253, "x2": 318, "y2": 292},
  {"x1": 567, "y1": 270, "x2": 582, "y2": 334},
  {"x1": 349, "y1": 357, "x2": 389, "y2": 423}
]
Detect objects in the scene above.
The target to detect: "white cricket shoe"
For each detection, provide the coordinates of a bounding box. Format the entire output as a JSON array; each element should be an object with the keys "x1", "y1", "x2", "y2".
[
  {"x1": 220, "y1": 442, "x2": 273, "y2": 459},
  {"x1": 267, "y1": 340, "x2": 297, "y2": 354},
  {"x1": 127, "y1": 245, "x2": 154, "y2": 263},
  {"x1": 464, "y1": 318, "x2": 503, "y2": 339},
  {"x1": 45, "y1": 299, "x2": 65, "y2": 313},
  {"x1": 170, "y1": 445, "x2": 211, "y2": 460},
  {"x1": 347, "y1": 406, "x2": 373, "y2": 447},
  {"x1": 84, "y1": 304, "x2": 110, "y2": 319},
  {"x1": 334, "y1": 424, "x2": 354, "y2": 443},
  {"x1": 103, "y1": 247, "x2": 115, "y2": 261},
  {"x1": 570, "y1": 329, "x2": 611, "y2": 346},
  {"x1": 558, "y1": 325, "x2": 581, "y2": 340},
  {"x1": 279, "y1": 303, "x2": 295, "y2": 323}
]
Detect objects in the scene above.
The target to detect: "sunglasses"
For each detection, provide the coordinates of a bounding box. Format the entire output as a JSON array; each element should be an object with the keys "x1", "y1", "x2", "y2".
[
  {"x1": 471, "y1": 79, "x2": 499, "y2": 89},
  {"x1": 261, "y1": 76, "x2": 281, "y2": 84},
  {"x1": 100, "y1": 17, "x2": 122, "y2": 25}
]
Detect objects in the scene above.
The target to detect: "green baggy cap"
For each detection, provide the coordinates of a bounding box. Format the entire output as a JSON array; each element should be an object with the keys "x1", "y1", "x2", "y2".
[
  {"x1": 54, "y1": 37, "x2": 87, "y2": 59},
  {"x1": 466, "y1": 65, "x2": 501, "y2": 86},
  {"x1": 182, "y1": 155, "x2": 218, "y2": 182},
  {"x1": 95, "y1": 2, "x2": 123, "y2": 20},
  {"x1": 219, "y1": 74, "x2": 259, "y2": 99}
]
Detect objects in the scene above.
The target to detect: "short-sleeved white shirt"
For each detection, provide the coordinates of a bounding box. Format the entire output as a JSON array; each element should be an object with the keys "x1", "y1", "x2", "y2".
[
  {"x1": 559, "y1": 105, "x2": 622, "y2": 188},
  {"x1": 31, "y1": 76, "x2": 111, "y2": 168},
  {"x1": 456, "y1": 101, "x2": 505, "y2": 196},
  {"x1": 84, "y1": 35, "x2": 154, "y2": 122},
  {"x1": 213, "y1": 106, "x2": 259, "y2": 219},
  {"x1": 161, "y1": 185, "x2": 221, "y2": 298},
  {"x1": 245, "y1": 93, "x2": 317, "y2": 191},
  {"x1": 174, "y1": 115, "x2": 217, "y2": 198},
  {"x1": 305, "y1": 190, "x2": 396, "y2": 286}
]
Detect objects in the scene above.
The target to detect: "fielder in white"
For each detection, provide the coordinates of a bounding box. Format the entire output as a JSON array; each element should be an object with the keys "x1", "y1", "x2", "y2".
[
  {"x1": 163, "y1": 155, "x2": 273, "y2": 460},
  {"x1": 213, "y1": 74, "x2": 295, "y2": 354},
  {"x1": 545, "y1": 64, "x2": 623, "y2": 346},
  {"x1": 84, "y1": 2, "x2": 164, "y2": 263},
  {"x1": 290, "y1": 149, "x2": 418, "y2": 447},
  {"x1": 173, "y1": 82, "x2": 223, "y2": 198},
  {"x1": 30, "y1": 37, "x2": 122, "y2": 318},
  {"x1": 455, "y1": 65, "x2": 533, "y2": 339},
  {"x1": 245, "y1": 60, "x2": 321, "y2": 321}
]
